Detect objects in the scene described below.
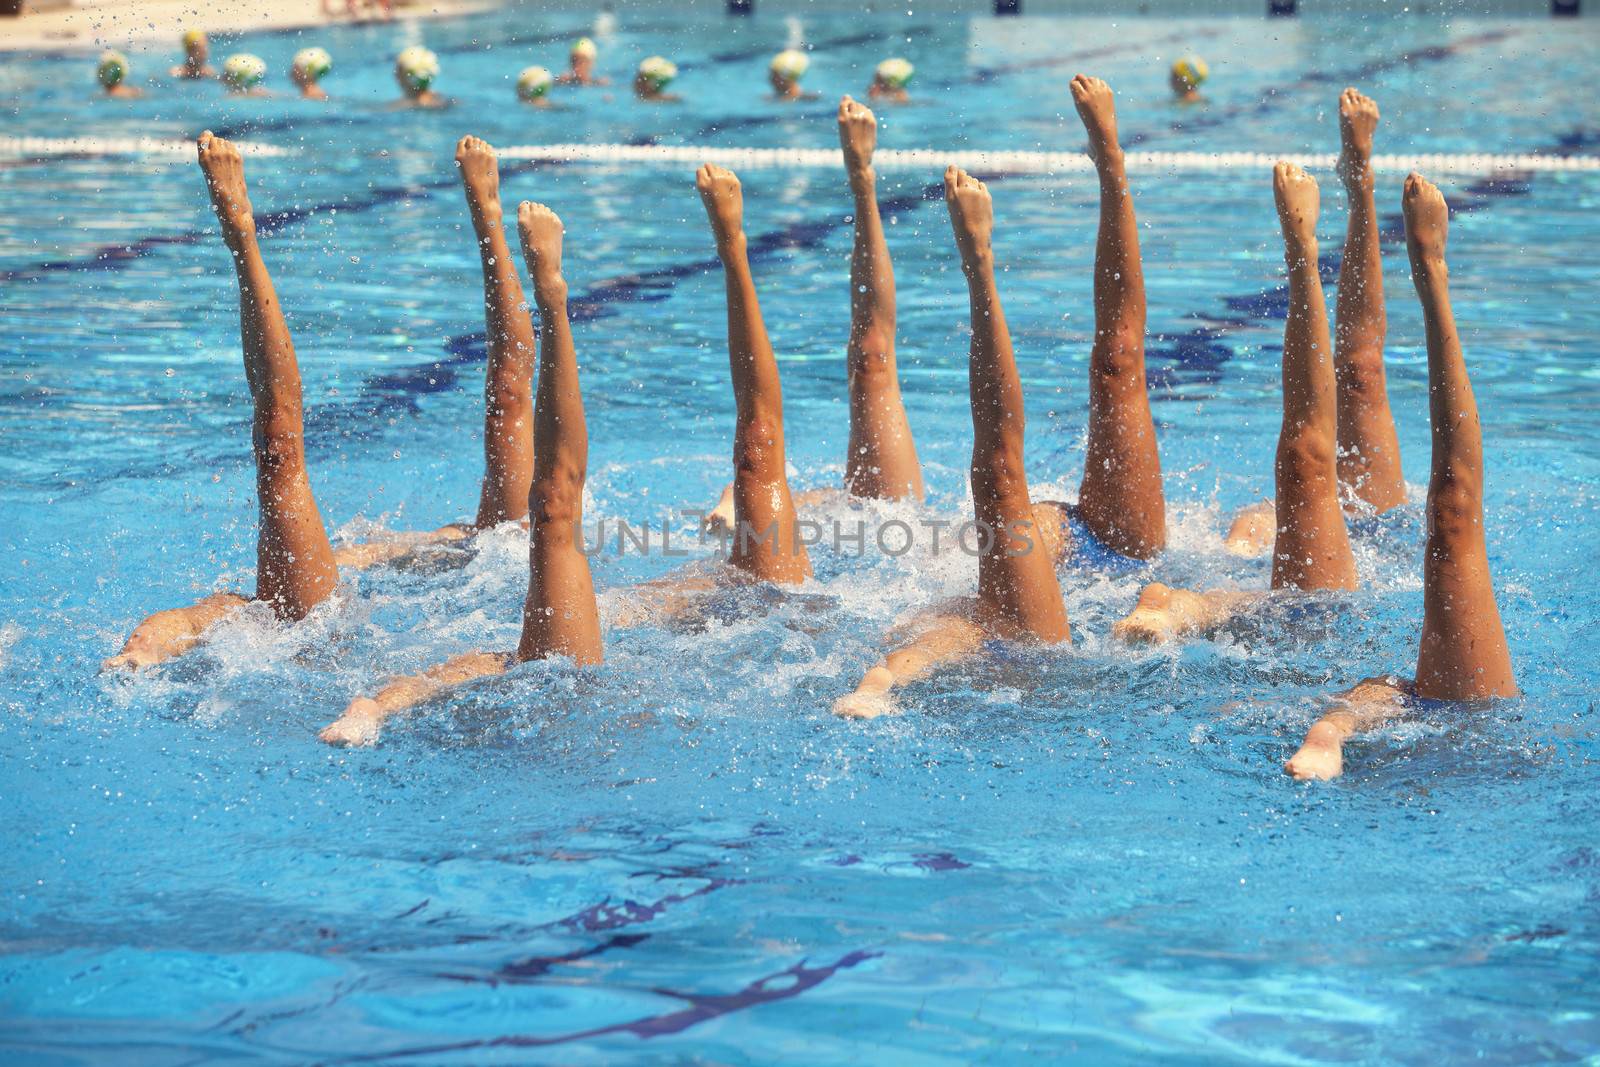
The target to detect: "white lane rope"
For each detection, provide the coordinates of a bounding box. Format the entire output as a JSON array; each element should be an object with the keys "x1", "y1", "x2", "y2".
[
  {"x1": 3, "y1": 136, "x2": 1597, "y2": 174},
  {"x1": 0, "y1": 136, "x2": 294, "y2": 159},
  {"x1": 496, "y1": 143, "x2": 1600, "y2": 175}
]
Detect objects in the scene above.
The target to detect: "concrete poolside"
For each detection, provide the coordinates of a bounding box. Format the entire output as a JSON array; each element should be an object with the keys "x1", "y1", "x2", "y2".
[{"x1": 0, "y1": 0, "x2": 496, "y2": 53}]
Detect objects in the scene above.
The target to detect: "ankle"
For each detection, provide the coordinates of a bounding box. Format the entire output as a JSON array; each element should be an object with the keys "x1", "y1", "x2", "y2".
[{"x1": 471, "y1": 206, "x2": 504, "y2": 237}]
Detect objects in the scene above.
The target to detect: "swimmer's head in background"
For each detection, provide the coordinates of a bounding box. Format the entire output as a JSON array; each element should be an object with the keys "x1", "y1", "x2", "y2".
[
  {"x1": 395, "y1": 46, "x2": 440, "y2": 96},
  {"x1": 97, "y1": 50, "x2": 129, "y2": 89},
  {"x1": 571, "y1": 37, "x2": 598, "y2": 61},
  {"x1": 517, "y1": 65, "x2": 554, "y2": 101},
  {"x1": 222, "y1": 53, "x2": 267, "y2": 92},
  {"x1": 769, "y1": 48, "x2": 810, "y2": 93},
  {"x1": 291, "y1": 47, "x2": 333, "y2": 86},
  {"x1": 181, "y1": 29, "x2": 208, "y2": 57},
  {"x1": 1170, "y1": 54, "x2": 1209, "y2": 95},
  {"x1": 636, "y1": 55, "x2": 677, "y2": 95},
  {"x1": 874, "y1": 57, "x2": 915, "y2": 91}
]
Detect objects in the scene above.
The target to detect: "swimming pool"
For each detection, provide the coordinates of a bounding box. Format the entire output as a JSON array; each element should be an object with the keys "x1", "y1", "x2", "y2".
[{"x1": 3, "y1": 5, "x2": 1599, "y2": 1062}]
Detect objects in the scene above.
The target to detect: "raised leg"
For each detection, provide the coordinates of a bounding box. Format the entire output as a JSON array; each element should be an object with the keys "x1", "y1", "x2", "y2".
[
  {"x1": 199, "y1": 132, "x2": 339, "y2": 618},
  {"x1": 946, "y1": 167, "x2": 1070, "y2": 643},
  {"x1": 458, "y1": 136, "x2": 537, "y2": 528},
  {"x1": 696, "y1": 163, "x2": 812, "y2": 585},
  {"x1": 515, "y1": 202, "x2": 603, "y2": 665},
  {"x1": 838, "y1": 96, "x2": 923, "y2": 501},
  {"x1": 1403, "y1": 174, "x2": 1516, "y2": 700},
  {"x1": 1333, "y1": 89, "x2": 1405, "y2": 513},
  {"x1": 1270, "y1": 162, "x2": 1358, "y2": 592},
  {"x1": 1070, "y1": 75, "x2": 1166, "y2": 559}
]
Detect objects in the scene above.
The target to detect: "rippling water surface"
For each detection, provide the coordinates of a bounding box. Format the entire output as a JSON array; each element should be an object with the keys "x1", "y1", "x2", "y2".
[{"x1": 2, "y1": 7, "x2": 1598, "y2": 1063}]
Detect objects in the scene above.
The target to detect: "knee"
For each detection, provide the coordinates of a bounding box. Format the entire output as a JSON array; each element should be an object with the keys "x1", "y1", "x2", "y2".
[
  {"x1": 253, "y1": 415, "x2": 305, "y2": 472},
  {"x1": 1427, "y1": 478, "x2": 1481, "y2": 540},
  {"x1": 734, "y1": 411, "x2": 781, "y2": 473},
  {"x1": 848, "y1": 328, "x2": 895, "y2": 377},
  {"x1": 973, "y1": 444, "x2": 1028, "y2": 502},
  {"x1": 1277, "y1": 431, "x2": 1336, "y2": 482},
  {"x1": 1092, "y1": 326, "x2": 1144, "y2": 379},
  {"x1": 530, "y1": 466, "x2": 583, "y2": 530},
  {"x1": 485, "y1": 376, "x2": 531, "y2": 421}
]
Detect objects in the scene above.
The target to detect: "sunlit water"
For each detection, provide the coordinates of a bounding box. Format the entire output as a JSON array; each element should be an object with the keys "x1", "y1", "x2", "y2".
[{"x1": 2, "y1": 6, "x2": 1598, "y2": 1063}]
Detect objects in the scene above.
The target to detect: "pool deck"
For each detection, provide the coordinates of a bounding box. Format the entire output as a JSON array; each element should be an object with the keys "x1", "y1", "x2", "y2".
[{"x1": 0, "y1": 0, "x2": 497, "y2": 53}]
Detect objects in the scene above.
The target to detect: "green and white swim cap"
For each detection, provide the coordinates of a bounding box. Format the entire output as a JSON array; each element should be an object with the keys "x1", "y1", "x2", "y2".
[
  {"x1": 292, "y1": 47, "x2": 332, "y2": 84},
  {"x1": 637, "y1": 55, "x2": 677, "y2": 92},
  {"x1": 571, "y1": 36, "x2": 597, "y2": 59},
  {"x1": 395, "y1": 46, "x2": 440, "y2": 92},
  {"x1": 222, "y1": 53, "x2": 267, "y2": 90},
  {"x1": 517, "y1": 65, "x2": 554, "y2": 100},
  {"x1": 875, "y1": 57, "x2": 914, "y2": 89},
  {"x1": 770, "y1": 49, "x2": 809, "y2": 82},
  {"x1": 97, "y1": 50, "x2": 129, "y2": 88}
]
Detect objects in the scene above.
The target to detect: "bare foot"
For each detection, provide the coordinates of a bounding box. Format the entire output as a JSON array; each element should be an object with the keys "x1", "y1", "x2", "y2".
[
  {"x1": 704, "y1": 481, "x2": 735, "y2": 535},
  {"x1": 102, "y1": 646, "x2": 159, "y2": 672},
  {"x1": 319, "y1": 697, "x2": 383, "y2": 747},
  {"x1": 1113, "y1": 583, "x2": 1251, "y2": 643},
  {"x1": 837, "y1": 95, "x2": 877, "y2": 173},
  {"x1": 1336, "y1": 87, "x2": 1378, "y2": 190},
  {"x1": 1068, "y1": 74, "x2": 1121, "y2": 167},
  {"x1": 832, "y1": 667, "x2": 898, "y2": 719},
  {"x1": 696, "y1": 163, "x2": 745, "y2": 246},
  {"x1": 1284, "y1": 719, "x2": 1344, "y2": 780},
  {"x1": 1224, "y1": 499, "x2": 1275, "y2": 557},
  {"x1": 1113, "y1": 582, "x2": 1179, "y2": 643},
  {"x1": 517, "y1": 201, "x2": 564, "y2": 285},
  {"x1": 943, "y1": 166, "x2": 993, "y2": 267},
  {"x1": 1272, "y1": 161, "x2": 1320, "y2": 252},
  {"x1": 1402, "y1": 172, "x2": 1448, "y2": 266},
  {"x1": 196, "y1": 131, "x2": 255, "y2": 247},
  {"x1": 455, "y1": 135, "x2": 503, "y2": 234}
]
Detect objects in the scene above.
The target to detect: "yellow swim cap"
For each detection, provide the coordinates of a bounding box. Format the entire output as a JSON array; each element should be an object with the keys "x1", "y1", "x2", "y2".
[
  {"x1": 1171, "y1": 55, "x2": 1209, "y2": 90},
  {"x1": 571, "y1": 37, "x2": 597, "y2": 60},
  {"x1": 770, "y1": 49, "x2": 809, "y2": 82},
  {"x1": 181, "y1": 29, "x2": 207, "y2": 50}
]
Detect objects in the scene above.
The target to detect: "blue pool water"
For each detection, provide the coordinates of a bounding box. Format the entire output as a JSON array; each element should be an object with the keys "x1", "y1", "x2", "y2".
[{"x1": 3, "y1": 6, "x2": 1599, "y2": 1062}]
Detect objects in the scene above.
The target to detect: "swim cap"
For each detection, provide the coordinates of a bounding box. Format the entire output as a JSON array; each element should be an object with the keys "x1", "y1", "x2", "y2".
[
  {"x1": 395, "y1": 46, "x2": 440, "y2": 93},
  {"x1": 571, "y1": 36, "x2": 597, "y2": 60},
  {"x1": 637, "y1": 55, "x2": 677, "y2": 92},
  {"x1": 222, "y1": 53, "x2": 266, "y2": 90},
  {"x1": 181, "y1": 29, "x2": 207, "y2": 50},
  {"x1": 292, "y1": 47, "x2": 332, "y2": 84},
  {"x1": 97, "y1": 50, "x2": 128, "y2": 88},
  {"x1": 1171, "y1": 55, "x2": 1209, "y2": 90},
  {"x1": 517, "y1": 65, "x2": 553, "y2": 100},
  {"x1": 770, "y1": 48, "x2": 809, "y2": 82},
  {"x1": 875, "y1": 57, "x2": 914, "y2": 89}
]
